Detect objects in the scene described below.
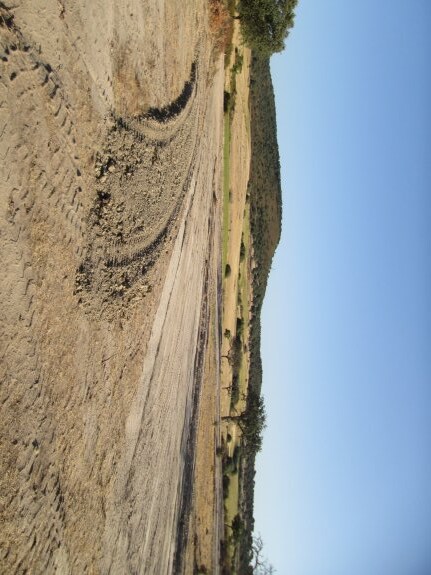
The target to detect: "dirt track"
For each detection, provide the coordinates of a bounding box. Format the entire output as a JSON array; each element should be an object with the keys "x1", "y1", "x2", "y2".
[{"x1": 0, "y1": 1, "x2": 223, "y2": 573}]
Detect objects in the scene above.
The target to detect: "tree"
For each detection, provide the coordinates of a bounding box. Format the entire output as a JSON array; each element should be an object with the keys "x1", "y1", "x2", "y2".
[
  {"x1": 231, "y1": 513, "x2": 245, "y2": 541},
  {"x1": 251, "y1": 533, "x2": 276, "y2": 574},
  {"x1": 222, "y1": 391, "x2": 266, "y2": 453},
  {"x1": 236, "y1": 0, "x2": 298, "y2": 56},
  {"x1": 221, "y1": 334, "x2": 242, "y2": 373}
]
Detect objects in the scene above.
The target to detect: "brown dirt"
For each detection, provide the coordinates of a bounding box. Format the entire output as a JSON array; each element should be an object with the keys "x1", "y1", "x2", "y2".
[{"x1": 0, "y1": 1, "x2": 224, "y2": 573}]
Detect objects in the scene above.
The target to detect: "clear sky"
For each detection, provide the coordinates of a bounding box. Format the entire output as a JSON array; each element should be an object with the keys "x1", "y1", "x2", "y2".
[{"x1": 254, "y1": 1, "x2": 431, "y2": 574}]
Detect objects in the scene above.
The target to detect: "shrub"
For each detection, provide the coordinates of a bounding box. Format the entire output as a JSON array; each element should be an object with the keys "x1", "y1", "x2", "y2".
[
  {"x1": 224, "y1": 90, "x2": 231, "y2": 113},
  {"x1": 231, "y1": 513, "x2": 244, "y2": 541},
  {"x1": 230, "y1": 373, "x2": 240, "y2": 407},
  {"x1": 223, "y1": 474, "x2": 231, "y2": 499},
  {"x1": 240, "y1": 239, "x2": 246, "y2": 261}
]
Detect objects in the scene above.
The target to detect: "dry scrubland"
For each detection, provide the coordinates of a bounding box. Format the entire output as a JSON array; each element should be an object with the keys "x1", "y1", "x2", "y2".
[
  {"x1": 0, "y1": 1, "x2": 282, "y2": 574},
  {"x1": 219, "y1": 27, "x2": 282, "y2": 572}
]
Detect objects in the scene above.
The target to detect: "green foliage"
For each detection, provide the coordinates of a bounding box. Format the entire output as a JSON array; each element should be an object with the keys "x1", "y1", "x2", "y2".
[
  {"x1": 228, "y1": 332, "x2": 242, "y2": 408},
  {"x1": 241, "y1": 391, "x2": 267, "y2": 453},
  {"x1": 224, "y1": 90, "x2": 232, "y2": 113},
  {"x1": 236, "y1": 316, "x2": 244, "y2": 337},
  {"x1": 225, "y1": 48, "x2": 243, "y2": 119},
  {"x1": 224, "y1": 391, "x2": 266, "y2": 454},
  {"x1": 248, "y1": 55, "x2": 281, "y2": 313},
  {"x1": 240, "y1": 238, "x2": 246, "y2": 261},
  {"x1": 230, "y1": 373, "x2": 240, "y2": 406},
  {"x1": 237, "y1": 0, "x2": 298, "y2": 56},
  {"x1": 231, "y1": 513, "x2": 245, "y2": 541},
  {"x1": 229, "y1": 334, "x2": 242, "y2": 372},
  {"x1": 224, "y1": 454, "x2": 237, "y2": 474},
  {"x1": 223, "y1": 474, "x2": 231, "y2": 499},
  {"x1": 231, "y1": 48, "x2": 244, "y2": 75},
  {"x1": 232, "y1": 444, "x2": 241, "y2": 470}
]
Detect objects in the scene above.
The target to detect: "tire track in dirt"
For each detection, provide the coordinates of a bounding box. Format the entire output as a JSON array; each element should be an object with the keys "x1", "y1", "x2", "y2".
[
  {"x1": 100, "y1": 61, "x2": 224, "y2": 575},
  {"x1": 0, "y1": 1, "x2": 223, "y2": 572}
]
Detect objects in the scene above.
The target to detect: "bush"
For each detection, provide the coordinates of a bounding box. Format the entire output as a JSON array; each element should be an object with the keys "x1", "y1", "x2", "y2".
[
  {"x1": 224, "y1": 90, "x2": 231, "y2": 113},
  {"x1": 229, "y1": 335, "x2": 242, "y2": 375},
  {"x1": 232, "y1": 48, "x2": 244, "y2": 75},
  {"x1": 223, "y1": 474, "x2": 231, "y2": 499},
  {"x1": 230, "y1": 373, "x2": 240, "y2": 407},
  {"x1": 240, "y1": 239, "x2": 246, "y2": 261},
  {"x1": 231, "y1": 513, "x2": 244, "y2": 542},
  {"x1": 236, "y1": 316, "x2": 244, "y2": 337}
]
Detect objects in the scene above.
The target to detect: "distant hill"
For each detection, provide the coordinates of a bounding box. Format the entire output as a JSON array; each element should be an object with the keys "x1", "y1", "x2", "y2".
[
  {"x1": 249, "y1": 55, "x2": 282, "y2": 312},
  {"x1": 248, "y1": 53, "x2": 282, "y2": 404},
  {"x1": 239, "y1": 54, "x2": 282, "y2": 572}
]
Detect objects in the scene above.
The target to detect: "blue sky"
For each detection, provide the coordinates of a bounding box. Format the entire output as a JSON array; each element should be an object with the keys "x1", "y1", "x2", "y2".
[{"x1": 254, "y1": 1, "x2": 431, "y2": 574}]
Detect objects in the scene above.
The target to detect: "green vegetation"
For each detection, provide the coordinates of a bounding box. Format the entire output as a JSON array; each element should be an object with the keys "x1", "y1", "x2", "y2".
[
  {"x1": 220, "y1": 4, "x2": 286, "y2": 569},
  {"x1": 248, "y1": 55, "x2": 282, "y2": 310},
  {"x1": 236, "y1": 0, "x2": 298, "y2": 56},
  {"x1": 225, "y1": 47, "x2": 245, "y2": 120},
  {"x1": 235, "y1": 54, "x2": 282, "y2": 573},
  {"x1": 223, "y1": 391, "x2": 266, "y2": 453}
]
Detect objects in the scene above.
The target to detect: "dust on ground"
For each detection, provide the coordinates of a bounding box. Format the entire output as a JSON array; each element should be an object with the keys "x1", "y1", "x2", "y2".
[{"x1": 0, "y1": 1, "x2": 224, "y2": 573}]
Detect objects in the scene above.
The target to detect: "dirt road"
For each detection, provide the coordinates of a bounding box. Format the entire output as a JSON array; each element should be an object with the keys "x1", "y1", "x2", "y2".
[
  {"x1": 105, "y1": 65, "x2": 224, "y2": 575},
  {"x1": 0, "y1": 1, "x2": 223, "y2": 573}
]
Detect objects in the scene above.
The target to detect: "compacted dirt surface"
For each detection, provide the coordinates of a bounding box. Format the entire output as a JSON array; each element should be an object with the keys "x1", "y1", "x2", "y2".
[{"x1": 0, "y1": 1, "x2": 224, "y2": 573}]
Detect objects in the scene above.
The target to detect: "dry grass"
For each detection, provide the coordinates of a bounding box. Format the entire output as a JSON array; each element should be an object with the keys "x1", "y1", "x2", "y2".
[
  {"x1": 209, "y1": 0, "x2": 233, "y2": 57},
  {"x1": 113, "y1": 45, "x2": 151, "y2": 116}
]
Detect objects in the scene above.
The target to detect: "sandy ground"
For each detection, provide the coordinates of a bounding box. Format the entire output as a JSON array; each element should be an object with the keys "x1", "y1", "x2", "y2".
[{"x1": 0, "y1": 1, "x2": 223, "y2": 573}]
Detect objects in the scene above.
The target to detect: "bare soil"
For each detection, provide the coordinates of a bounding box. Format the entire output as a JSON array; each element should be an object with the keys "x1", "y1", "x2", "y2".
[{"x1": 0, "y1": 1, "x2": 224, "y2": 573}]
